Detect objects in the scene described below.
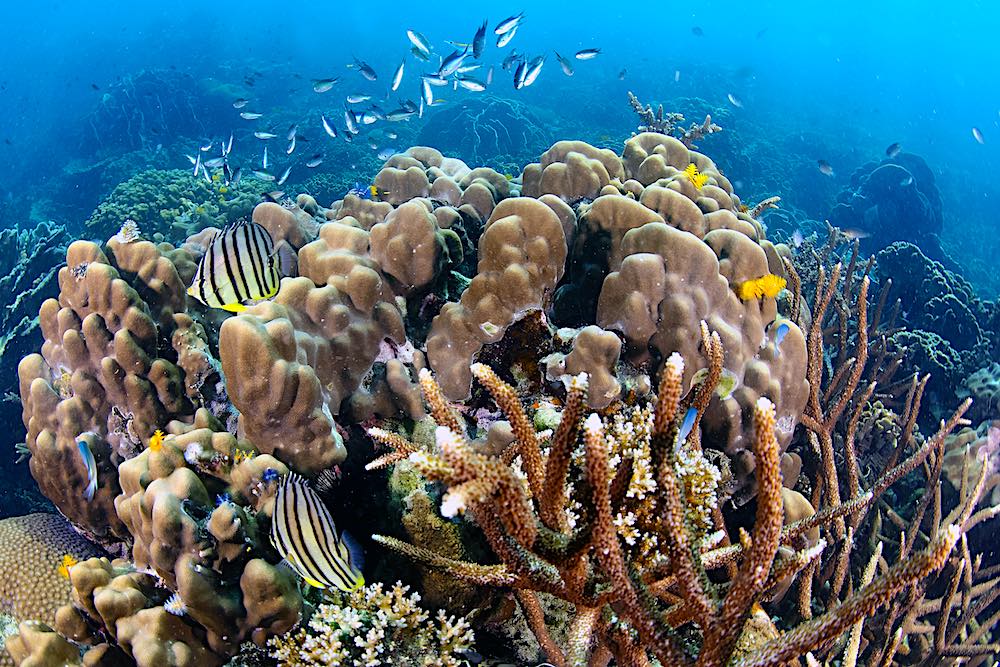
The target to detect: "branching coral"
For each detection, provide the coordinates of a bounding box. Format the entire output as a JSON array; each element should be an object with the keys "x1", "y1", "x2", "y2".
[
  {"x1": 627, "y1": 91, "x2": 722, "y2": 148},
  {"x1": 268, "y1": 581, "x2": 474, "y2": 667},
  {"x1": 371, "y1": 317, "x2": 972, "y2": 665}
]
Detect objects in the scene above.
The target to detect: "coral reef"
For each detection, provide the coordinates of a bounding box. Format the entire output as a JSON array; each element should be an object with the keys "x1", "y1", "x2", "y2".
[
  {"x1": 8, "y1": 132, "x2": 998, "y2": 666},
  {"x1": 830, "y1": 153, "x2": 946, "y2": 261},
  {"x1": 85, "y1": 169, "x2": 259, "y2": 241},
  {"x1": 627, "y1": 91, "x2": 722, "y2": 147},
  {"x1": 268, "y1": 581, "x2": 474, "y2": 666}
]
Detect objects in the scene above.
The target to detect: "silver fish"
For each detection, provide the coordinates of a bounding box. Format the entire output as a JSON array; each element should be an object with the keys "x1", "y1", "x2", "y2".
[
  {"x1": 306, "y1": 154, "x2": 324, "y2": 168},
  {"x1": 286, "y1": 136, "x2": 296, "y2": 155},
  {"x1": 513, "y1": 59, "x2": 528, "y2": 89},
  {"x1": 344, "y1": 109, "x2": 359, "y2": 134},
  {"x1": 392, "y1": 60, "x2": 405, "y2": 91},
  {"x1": 487, "y1": 65, "x2": 494, "y2": 85},
  {"x1": 353, "y1": 58, "x2": 377, "y2": 81},
  {"x1": 727, "y1": 93, "x2": 743, "y2": 108},
  {"x1": 312, "y1": 78, "x2": 338, "y2": 93},
  {"x1": 385, "y1": 109, "x2": 415, "y2": 121},
  {"x1": 407, "y1": 29, "x2": 432, "y2": 57},
  {"x1": 555, "y1": 51, "x2": 574, "y2": 76},
  {"x1": 233, "y1": 98, "x2": 249, "y2": 108},
  {"x1": 361, "y1": 111, "x2": 377, "y2": 125},
  {"x1": 255, "y1": 131, "x2": 277, "y2": 140},
  {"x1": 973, "y1": 127, "x2": 985, "y2": 144},
  {"x1": 193, "y1": 152, "x2": 201, "y2": 176},
  {"x1": 423, "y1": 75, "x2": 449, "y2": 87},
  {"x1": 410, "y1": 46, "x2": 430, "y2": 61},
  {"x1": 439, "y1": 47, "x2": 469, "y2": 77},
  {"x1": 287, "y1": 124, "x2": 298, "y2": 140},
  {"x1": 496, "y1": 23, "x2": 518, "y2": 48},
  {"x1": 457, "y1": 77, "x2": 486, "y2": 92},
  {"x1": 240, "y1": 111, "x2": 263, "y2": 120},
  {"x1": 263, "y1": 145, "x2": 269, "y2": 169},
  {"x1": 494, "y1": 12, "x2": 523, "y2": 35},
  {"x1": 421, "y1": 78, "x2": 434, "y2": 106},
  {"x1": 575, "y1": 48, "x2": 601, "y2": 60},
  {"x1": 523, "y1": 56, "x2": 544, "y2": 87},
  {"x1": 224, "y1": 133, "x2": 234, "y2": 155},
  {"x1": 204, "y1": 157, "x2": 226, "y2": 168},
  {"x1": 277, "y1": 165, "x2": 292, "y2": 186},
  {"x1": 322, "y1": 114, "x2": 338, "y2": 138},
  {"x1": 347, "y1": 94, "x2": 371, "y2": 103}
]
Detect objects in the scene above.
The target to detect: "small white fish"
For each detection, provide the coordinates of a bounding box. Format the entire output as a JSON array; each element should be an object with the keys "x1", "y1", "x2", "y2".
[
  {"x1": 496, "y1": 23, "x2": 518, "y2": 48},
  {"x1": 286, "y1": 135, "x2": 296, "y2": 155},
  {"x1": 255, "y1": 131, "x2": 277, "y2": 140},
  {"x1": 322, "y1": 115, "x2": 338, "y2": 138},
  {"x1": 377, "y1": 146, "x2": 397, "y2": 160},
  {"x1": 817, "y1": 160, "x2": 834, "y2": 176},
  {"x1": 361, "y1": 112, "x2": 377, "y2": 125},
  {"x1": 233, "y1": 98, "x2": 249, "y2": 109},
  {"x1": 277, "y1": 165, "x2": 292, "y2": 186},
  {"x1": 387, "y1": 131, "x2": 398, "y2": 140},
  {"x1": 575, "y1": 48, "x2": 601, "y2": 60},
  {"x1": 306, "y1": 154, "x2": 323, "y2": 168},
  {"x1": 312, "y1": 78, "x2": 338, "y2": 93},
  {"x1": 900, "y1": 175, "x2": 913, "y2": 187},
  {"x1": 418, "y1": 96, "x2": 424, "y2": 118},
  {"x1": 185, "y1": 154, "x2": 197, "y2": 165},
  {"x1": 727, "y1": 93, "x2": 743, "y2": 108},
  {"x1": 423, "y1": 75, "x2": 449, "y2": 87},
  {"x1": 200, "y1": 142, "x2": 213, "y2": 152},
  {"x1": 224, "y1": 133, "x2": 234, "y2": 155},
  {"x1": 523, "y1": 56, "x2": 544, "y2": 87},
  {"x1": 487, "y1": 65, "x2": 494, "y2": 85},
  {"x1": 973, "y1": 127, "x2": 985, "y2": 144},
  {"x1": 204, "y1": 157, "x2": 225, "y2": 168},
  {"x1": 193, "y1": 152, "x2": 201, "y2": 176},
  {"x1": 494, "y1": 12, "x2": 523, "y2": 35},
  {"x1": 344, "y1": 109, "x2": 358, "y2": 134},
  {"x1": 456, "y1": 63, "x2": 481, "y2": 73},
  {"x1": 421, "y1": 78, "x2": 434, "y2": 106},
  {"x1": 392, "y1": 60, "x2": 405, "y2": 91},
  {"x1": 262, "y1": 145, "x2": 269, "y2": 169},
  {"x1": 407, "y1": 29, "x2": 432, "y2": 57},
  {"x1": 240, "y1": 112, "x2": 263, "y2": 120},
  {"x1": 674, "y1": 70, "x2": 681, "y2": 82},
  {"x1": 457, "y1": 77, "x2": 486, "y2": 92},
  {"x1": 287, "y1": 124, "x2": 298, "y2": 141},
  {"x1": 791, "y1": 229, "x2": 804, "y2": 248},
  {"x1": 555, "y1": 51, "x2": 574, "y2": 76},
  {"x1": 347, "y1": 94, "x2": 371, "y2": 103}
]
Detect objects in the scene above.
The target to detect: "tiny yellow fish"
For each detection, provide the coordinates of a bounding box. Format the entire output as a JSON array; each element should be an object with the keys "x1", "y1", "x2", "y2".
[
  {"x1": 219, "y1": 186, "x2": 228, "y2": 194},
  {"x1": 738, "y1": 274, "x2": 787, "y2": 301},
  {"x1": 148, "y1": 429, "x2": 165, "y2": 452},
  {"x1": 58, "y1": 554, "x2": 78, "y2": 579},
  {"x1": 684, "y1": 163, "x2": 709, "y2": 189}
]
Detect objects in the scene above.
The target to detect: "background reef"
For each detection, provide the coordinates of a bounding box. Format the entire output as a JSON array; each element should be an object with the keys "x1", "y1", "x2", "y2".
[{"x1": 0, "y1": 1, "x2": 999, "y2": 665}]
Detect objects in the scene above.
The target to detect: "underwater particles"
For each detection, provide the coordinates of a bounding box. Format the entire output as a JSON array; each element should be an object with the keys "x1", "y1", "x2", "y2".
[
  {"x1": 271, "y1": 473, "x2": 365, "y2": 591},
  {"x1": 187, "y1": 219, "x2": 280, "y2": 312}
]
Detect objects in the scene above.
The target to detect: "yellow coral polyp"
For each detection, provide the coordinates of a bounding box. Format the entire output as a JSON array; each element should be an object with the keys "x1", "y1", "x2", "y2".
[
  {"x1": 148, "y1": 429, "x2": 165, "y2": 452},
  {"x1": 685, "y1": 163, "x2": 709, "y2": 190},
  {"x1": 57, "y1": 554, "x2": 78, "y2": 579},
  {"x1": 737, "y1": 274, "x2": 787, "y2": 301}
]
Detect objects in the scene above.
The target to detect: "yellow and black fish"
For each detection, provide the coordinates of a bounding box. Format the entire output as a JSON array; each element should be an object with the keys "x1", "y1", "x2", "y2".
[
  {"x1": 270, "y1": 473, "x2": 364, "y2": 591},
  {"x1": 187, "y1": 219, "x2": 280, "y2": 312}
]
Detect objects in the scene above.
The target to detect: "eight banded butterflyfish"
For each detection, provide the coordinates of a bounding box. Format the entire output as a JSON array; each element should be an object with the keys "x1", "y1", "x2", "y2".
[
  {"x1": 270, "y1": 473, "x2": 365, "y2": 591},
  {"x1": 187, "y1": 219, "x2": 281, "y2": 312}
]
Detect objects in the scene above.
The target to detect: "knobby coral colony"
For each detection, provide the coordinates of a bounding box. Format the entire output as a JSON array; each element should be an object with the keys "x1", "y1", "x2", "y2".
[{"x1": 6, "y1": 130, "x2": 998, "y2": 666}]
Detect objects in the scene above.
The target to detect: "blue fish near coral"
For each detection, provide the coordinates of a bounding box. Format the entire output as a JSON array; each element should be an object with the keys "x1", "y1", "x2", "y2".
[
  {"x1": 676, "y1": 407, "x2": 698, "y2": 451},
  {"x1": 76, "y1": 434, "x2": 98, "y2": 501},
  {"x1": 347, "y1": 182, "x2": 388, "y2": 200}
]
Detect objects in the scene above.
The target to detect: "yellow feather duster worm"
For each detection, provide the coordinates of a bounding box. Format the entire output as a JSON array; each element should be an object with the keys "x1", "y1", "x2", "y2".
[
  {"x1": 685, "y1": 163, "x2": 710, "y2": 189},
  {"x1": 738, "y1": 274, "x2": 787, "y2": 300}
]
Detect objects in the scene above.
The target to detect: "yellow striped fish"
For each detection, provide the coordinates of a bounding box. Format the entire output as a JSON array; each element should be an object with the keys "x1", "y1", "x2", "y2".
[
  {"x1": 187, "y1": 219, "x2": 280, "y2": 312},
  {"x1": 270, "y1": 473, "x2": 364, "y2": 591}
]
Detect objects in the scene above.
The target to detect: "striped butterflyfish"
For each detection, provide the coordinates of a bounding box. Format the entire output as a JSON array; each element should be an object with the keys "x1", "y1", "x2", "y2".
[
  {"x1": 270, "y1": 473, "x2": 365, "y2": 591},
  {"x1": 187, "y1": 219, "x2": 280, "y2": 312}
]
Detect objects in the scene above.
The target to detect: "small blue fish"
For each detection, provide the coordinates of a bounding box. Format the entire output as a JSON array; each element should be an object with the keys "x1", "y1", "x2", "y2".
[
  {"x1": 676, "y1": 407, "x2": 698, "y2": 451},
  {"x1": 262, "y1": 468, "x2": 280, "y2": 484},
  {"x1": 76, "y1": 435, "x2": 98, "y2": 501},
  {"x1": 774, "y1": 321, "x2": 790, "y2": 357}
]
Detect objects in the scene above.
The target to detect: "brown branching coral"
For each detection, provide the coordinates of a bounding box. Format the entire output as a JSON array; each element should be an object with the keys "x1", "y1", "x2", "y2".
[
  {"x1": 627, "y1": 91, "x2": 722, "y2": 148},
  {"x1": 372, "y1": 316, "x2": 973, "y2": 665}
]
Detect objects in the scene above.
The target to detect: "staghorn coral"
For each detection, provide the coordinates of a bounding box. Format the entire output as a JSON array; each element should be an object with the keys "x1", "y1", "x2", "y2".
[
  {"x1": 627, "y1": 91, "x2": 722, "y2": 148},
  {"x1": 268, "y1": 581, "x2": 474, "y2": 667}
]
